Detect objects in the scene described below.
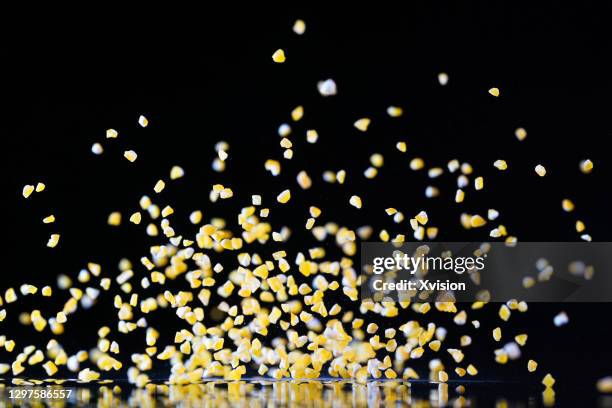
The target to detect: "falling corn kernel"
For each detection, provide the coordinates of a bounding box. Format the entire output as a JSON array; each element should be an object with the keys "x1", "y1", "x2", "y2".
[
  {"x1": 293, "y1": 19, "x2": 306, "y2": 35},
  {"x1": 170, "y1": 165, "x2": 185, "y2": 180},
  {"x1": 489, "y1": 87, "x2": 500, "y2": 97},
  {"x1": 138, "y1": 115, "x2": 149, "y2": 127},
  {"x1": 154, "y1": 180, "x2": 166, "y2": 193},
  {"x1": 161, "y1": 206, "x2": 174, "y2": 217},
  {"x1": 108, "y1": 212, "x2": 122, "y2": 226},
  {"x1": 438, "y1": 72, "x2": 449, "y2": 86},
  {"x1": 106, "y1": 128, "x2": 118, "y2": 138},
  {"x1": 43, "y1": 215, "x2": 55, "y2": 224},
  {"x1": 493, "y1": 327, "x2": 502, "y2": 341},
  {"x1": 475, "y1": 177, "x2": 484, "y2": 190},
  {"x1": 317, "y1": 79, "x2": 337, "y2": 96},
  {"x1": 129, "y1": 212, "x2": 142, "y2": 225},
  {"x1": 306, "y1": 130, "x2": 319, "y2": 143},
  {"x1": 396, "y1": 141, "x2": 407, "y2": 152},
  {"x1": 515, "y1": 334, "x2": 528, "y2": 346},
  {"x1": 470, "y1": 215, "x2": 487, "y2": 228},
  {"x1": 386, "y1": 106, "x2": 403, "y2": 117},
  {"x1": 297, "y1": 171, "x2": 312, "y2": 189},
  {"x1": 553, "y1": 311, "x2": 569, "y2": 327},
  {"x1": 494, "y1": 160, "x2": 508, "y2": 170},
  {"x1": 562, "y1": 199, "x2": 574, "y2": 212},
  {"x1": 124, "y1": 150, "x2": 138, "y2": 162},
  {"x1": 410, "y1": 158, "x2": 424, "y2": 170},
  {"x1": 277, "y1": 189, "x2": 291, "y2": 204},
  {"x1": 535, "y1": 164, "x2": 546, "y2": 177},
  {"x1": 455, "y1": 189, "x2": 465, "y2": 203},
  {"x1": 353, "y1": 118, "x2": 371, "y2": 132},
  {"x1": 542, "y1": 373, "x2": 556, "y2": 388},
  {"x1": 528, "y1": 359, "x2": 538, "y2": 372},
  {"x1": 272, "y1": 49, "x2": 286, "y2": 63},
  {"x1": 349, "y1": 195, "x2": 362, "y2": 209},
  {"x1": 47, "y1": 234, "x2": 60, "y2": 248},
  {"x1": 597, "y1": 377, "x2": 612, "y2": 393},
  {"x1": 22, "y1": 185, "x2": 35, "y2": 198},
  {"x1": 499, "y1": 305, "x2": 511, "y2": 321},
  {"x1": 580, "y1": 159, "x2": 594, "y2": 174},
  {"x1": 91, "y1": 143, "x2": 104, "y2": 155},
  {"x1": 291, "y1": 105, "x2": 304, "y2": 121}
]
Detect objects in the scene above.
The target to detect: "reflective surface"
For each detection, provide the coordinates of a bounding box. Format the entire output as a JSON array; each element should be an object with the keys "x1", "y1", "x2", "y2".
[{"x1": 0, "y1": 379, "x2": 609, "y2": 407}]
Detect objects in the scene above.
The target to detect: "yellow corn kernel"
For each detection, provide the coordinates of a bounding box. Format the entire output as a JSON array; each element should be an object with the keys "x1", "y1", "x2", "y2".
[
  {"x1": 106, "y1": 129, "x2": 118, "y2": 138},
  {"x1": 161, "y1": 206, "x2": 174, "y2": 217},
  {"x1": 353, "y1": 118, "x2": 371, "y2": 132},
  {"x1": 297, "y1": 171, "x2": 312, "y2": 189},
  {"x1": 542, "y1": 373, "x2": 555, "y2": 388},
  {"x1": 515, "y1": 127, "x2": 527, "y2": 141},
  {"x1": 277, "y1": 189, "x2": 291, "y2": 204},
  {"x1": 488, "y1": 87, "x2": 500, "y2": 97},
  {"x1": 272, "y1": 49, "x2": 286, "y2": 63},
  {"x1": 47, "y1": 234, "x2": 60, "y2": 248},
  {"x1": 108, "y1": 212, "x2": 122, "y2": 226},
  {"x1": 170, "y1": 165, "x2": 185, "y2": 180},
  {"x1": 396, "y1": 141, "x2": 407, "y2": 152},
  {"x1": 535, "y1": 164, "x2": 546, "y2": 177},
  {"x1": 387, "y1": 106, "x2": 403, "y2": 117},
  {"x1": 349, "y1": 195, "x2": 362, "y2": 209},
  {"x1": 455, "y1": 189, "x2": 465, "y2": 203},
  {"x1": 470, "y1": 215, "x2": 487, "y2": 228},
  {"x1": 43, "y1": 360, "x2": 58, "y2": 376},
  {"x1": 580, "y1": 159, "x2": 593, "y2": 174},
  {"x1": 493, "y1": 327, "x2": 501, "y2": 341},
  {"x1": 291, "y1": 105, "x2": 304, "y2": 121},
  {"x1": 293, "y1": 19, "x2": 306, "y2": 35},
  {"x1": 138, "y1": 114, "x2": 149, "y2": 127},
  {"x1": 515, "y1": 334, "x2": 528, "y2": 346},
  {"x1": 562, "y1": 199, "x2": 574, "y2": 212},
  {"x1": 78, "y1": 368, "x2": 101, "y2": 382},
  {"x1": 596, "y1": 377, "x2": 612, "y2": 393},
  {"x1": 306, "y1": 129, "x2": 318, "y2": 144},
  {"x1": 124, "y1": 150, "x2": 138, "y2": 162},
  {"x1": 22, "y1": 184, "x2": 35, "y2": 198},
  {"x1": 129, "y1": 212, "x2": 142, "y2": 225},
  {"x1": 499, "y1": 305, "x2": 511, "y2": 321},
  {"x1": 494, "y1": 160, "x2": 508, "y2": 170},
  {"x1": 154, "y1": 180, "x2": 166, "y2": 193},
  {"x1": 410, "y1": 158, "x2": 425, "y2": 170},
  {"x1": 43, "y1": 215, "x2": 56, "y2": 224}
]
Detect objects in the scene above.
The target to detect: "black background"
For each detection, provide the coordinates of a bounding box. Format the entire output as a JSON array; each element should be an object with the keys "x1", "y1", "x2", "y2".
[{"x1": 1, "y1": 2, "x2": 611, "y2": 400}]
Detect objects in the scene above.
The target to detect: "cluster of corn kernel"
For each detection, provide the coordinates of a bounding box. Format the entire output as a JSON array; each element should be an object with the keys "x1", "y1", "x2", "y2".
[{"x1": 4, "y1": 18, "x2": 606, "y2": 407}]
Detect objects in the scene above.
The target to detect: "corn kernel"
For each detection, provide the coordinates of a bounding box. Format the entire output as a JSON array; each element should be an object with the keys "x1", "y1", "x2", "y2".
[
  {"x1": 272, "y1": 49, "x2": 286, "y2": 63},
  {"x1": 353, "y1": 118, "x2": 371, "y2": 132},
  {"x1": 124, "y1": 150, "x2": 138, "y2": 162}
]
